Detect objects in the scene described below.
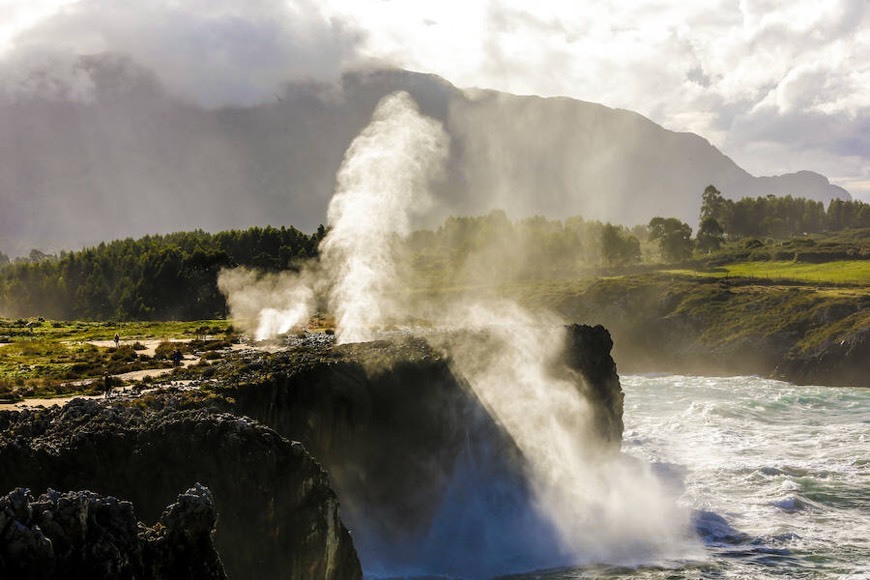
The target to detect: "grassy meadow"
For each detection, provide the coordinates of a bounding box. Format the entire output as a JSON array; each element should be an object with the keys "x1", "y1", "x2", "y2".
[
  {"x1": 665, "y1": 260, "x2": 870, "y2": 285},
  {"x1": 0, "y1": 319, "x2": 233, "y2": 401}
]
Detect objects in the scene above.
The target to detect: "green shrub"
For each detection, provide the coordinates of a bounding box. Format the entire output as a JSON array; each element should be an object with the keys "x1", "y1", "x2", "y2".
[{"x1": 744, "y1": 239, "x2": 764, "y2": 249}]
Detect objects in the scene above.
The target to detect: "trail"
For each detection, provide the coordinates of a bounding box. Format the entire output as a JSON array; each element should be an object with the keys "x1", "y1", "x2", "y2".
[
  {"x1": 1, "y1": 339, "x2": 195, "y2": 410},
  {"x1": 0, "y1": 339, "x2": 278, "y2": 410}
]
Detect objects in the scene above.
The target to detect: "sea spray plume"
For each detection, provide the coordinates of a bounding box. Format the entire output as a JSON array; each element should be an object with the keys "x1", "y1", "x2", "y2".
[
  {"x1": 319, "y1": 91, "x2": 449, "y2": 344},
  {"x1": 217, "y1": 91, "x2": 447, "y2": 342},
  {"x1": 440, "y1": 302, "x2": 701, "y2": 566},
  {"x1": 217, "y1": 267, "x2": 315, "y2": 341},
  {"x1": 216, "y1": 87, "x2": 699, "y2": 572}
]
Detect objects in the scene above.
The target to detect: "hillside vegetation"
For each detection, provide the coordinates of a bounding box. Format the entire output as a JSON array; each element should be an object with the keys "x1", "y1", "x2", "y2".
[
  {"x1": 0, "y1": 226, "x2": 323, "y2": 320},
  {"x1": 504, "y1": 274, "x2": 868, "y2": 386},
  {"x1": 0, "y1": 192, "x2": 866, "y2": 387}
]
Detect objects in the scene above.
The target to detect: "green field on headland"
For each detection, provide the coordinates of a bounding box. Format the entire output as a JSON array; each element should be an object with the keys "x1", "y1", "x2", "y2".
[
  {"x1": 0, "y1": 220, "x2": 867, "y2": 396},
  {"x1": 666, "y1": 260, "x2": 870, "y2": 285},
  {"x1": 0, "y1": 319, "x2": 233, "y2": 401}
]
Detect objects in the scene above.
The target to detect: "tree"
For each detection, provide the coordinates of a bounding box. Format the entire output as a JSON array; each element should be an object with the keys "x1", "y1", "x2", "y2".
[
  {"x1": 827, "y1": 199, "x2": 870, "y2": 230},
  {"x1": 700, "y1": 185, "x2": 732, "y2": 233},
  {"x1": 601, "y1": 224, "x2": 641, "y2": 266},
  {"x1": 696, "y1": 217, "x2": 725, "y2": 252},
  {"x1": 648, "y1": 217, "x2": 693, "y2": 262}
]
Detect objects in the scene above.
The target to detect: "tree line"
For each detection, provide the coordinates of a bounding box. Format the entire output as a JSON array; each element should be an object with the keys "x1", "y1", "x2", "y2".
[
  {"x1": 0, "y1": 226, "x2": 324, "y2": 321},
  {"x1": 648, "y1": 187, "x2": 869, "y2": 261},
  {"x1": 698, "y1": 186, "x2": 869, "y2": 246},
  {"x1": 0, "y1": 189, "x2": 866, "y2": 321}
]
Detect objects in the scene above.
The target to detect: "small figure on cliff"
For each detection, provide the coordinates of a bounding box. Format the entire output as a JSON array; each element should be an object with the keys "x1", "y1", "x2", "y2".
[
  {"x1": 114, "y1": 333, "x2": 120, "y2": 348},
  {"x1": 172, "y1": 349, "x2": 183, "y2": 367},
  {"x1": 103, "y1": 373, "x2": 112, "y2": 398}
]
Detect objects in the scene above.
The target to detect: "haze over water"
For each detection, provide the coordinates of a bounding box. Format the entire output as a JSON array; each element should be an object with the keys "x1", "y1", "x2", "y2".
[{"x1": 508, "y1": 375, "x2": 869, "y2": 579}]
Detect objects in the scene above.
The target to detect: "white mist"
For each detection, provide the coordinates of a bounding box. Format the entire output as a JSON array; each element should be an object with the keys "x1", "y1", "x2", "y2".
[
  {"x1": 218, "y1": 90, "x2": 448, "y2": 343},
  {"x1": 319, "y1": 91, "x2": 448, "y2": 344},
  {"x1": 217, "y1": 267, "x2": 314, "y2": 340},
  {"x1": 443, "y1": 302, "x2": 701, "y2": 568}
]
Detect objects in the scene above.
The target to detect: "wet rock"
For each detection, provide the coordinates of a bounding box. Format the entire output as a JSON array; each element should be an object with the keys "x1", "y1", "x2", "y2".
[
  {"x1": 218, "y1": 325, "x2": 623, "y2": 573},
  {"x1": 563, "y1": 324, "x2": 624, "y2": 445}
]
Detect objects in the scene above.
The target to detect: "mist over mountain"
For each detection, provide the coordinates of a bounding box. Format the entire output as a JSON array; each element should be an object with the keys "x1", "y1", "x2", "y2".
[{"x1": 0, "y1": 55, "x2": 849, "y2": 256}]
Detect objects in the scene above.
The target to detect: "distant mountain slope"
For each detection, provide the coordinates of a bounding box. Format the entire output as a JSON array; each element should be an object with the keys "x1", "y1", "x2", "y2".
[{"x1": 0, "y1": 56, "x2": 849, "y2": 255}]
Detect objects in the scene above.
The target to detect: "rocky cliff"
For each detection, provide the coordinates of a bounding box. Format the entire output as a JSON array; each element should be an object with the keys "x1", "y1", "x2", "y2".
[
  {"x1": 212, "y1": 324, "x2": 623, "y2": 576},
  {"x1": 0, "y1": 484, "x2": 225, "y2": 580},
  {"x1": 0, "y1": 323, "x2": 623, "y2": 578},
  {"x1": 524, "y1": 275, "x2": 869, "y2": 388},
  {"x1": 0, "y1": 400, "x2": 361, "y2": 580}
]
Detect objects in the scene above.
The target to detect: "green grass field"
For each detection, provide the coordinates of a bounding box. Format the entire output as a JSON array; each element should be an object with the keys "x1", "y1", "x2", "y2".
[
  {"x1": 0, "y1": 319, "x2": 233, "y2": 401},
  {"x1": 666, "y1": 260, "x2": 870, "y2": 285}
]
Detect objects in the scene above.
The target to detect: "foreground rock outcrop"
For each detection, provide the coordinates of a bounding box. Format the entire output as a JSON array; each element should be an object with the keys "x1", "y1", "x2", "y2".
[
  {"x1": 0, "y1": 484, "x2": 225, "y2": 580},
  {"x1": 0, "y1": 401, "x2": 361, "y2": 580}
]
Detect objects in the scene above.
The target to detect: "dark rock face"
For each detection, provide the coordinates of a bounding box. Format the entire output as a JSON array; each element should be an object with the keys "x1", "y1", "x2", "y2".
[
  {"x1": 222, "y1": 325, "x2": 623, "y2": 576},
  {"x1": 228, "y1": 337, "x2": 525, "y2": 572},
  {"x1": 0, "y1": 484, "x2": 225, "y2": 580},
  {"x1": 0, "y1": 400, "x2": 361, "y2": 580},
  {"x1": 776, "y1": 325, "x2": 870, "y2": 387},
  {"x1": 563, "y1": 324, "x2": 624, "y2": 444}
]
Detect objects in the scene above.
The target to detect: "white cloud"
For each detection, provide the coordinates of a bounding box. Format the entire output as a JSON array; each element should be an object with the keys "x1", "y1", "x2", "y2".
[
  {"x1": 322, "y1": 0, "x2": 870, "y2": 200},
  {"x1": 1, "y1": 0, "x2": 867, "y2": 200},
  {"x1": 2, "y1": 0, "x2": 362, "y2": 106},
  {"x1": 0, "y1": 0, "x2": 78, "y2": 52}
]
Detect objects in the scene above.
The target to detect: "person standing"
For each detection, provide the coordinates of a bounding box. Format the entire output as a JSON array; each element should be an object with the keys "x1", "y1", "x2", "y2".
[{"x1": 114, "y1": 333, "x2": 120, "y2": 348}]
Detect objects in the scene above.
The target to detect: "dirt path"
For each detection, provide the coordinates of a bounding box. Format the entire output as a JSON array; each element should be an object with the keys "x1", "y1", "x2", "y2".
[
  {"x1": 0, "y1": 340, "x2": 196, "y2": 411},
  {"x1": 86, "y1": 338, "x2": 189, "y2": 357},
  {"x1": 0, "y1": 340, "x2": 263, "y2": 411},
  {"x1": 0, "y1": 379, "x2": 199, "y2": 411}
]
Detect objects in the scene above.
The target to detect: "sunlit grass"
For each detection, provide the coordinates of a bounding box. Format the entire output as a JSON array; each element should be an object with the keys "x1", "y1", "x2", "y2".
[
  {"x1": 0, "y1": 319, "x2": 232, "y2": 343},
  {"x1": 666, "y1": 260, "x2": 870, "y2": 285},
  {"x1": 0, "y1": 318, "x2": 234, "y2": 400}
]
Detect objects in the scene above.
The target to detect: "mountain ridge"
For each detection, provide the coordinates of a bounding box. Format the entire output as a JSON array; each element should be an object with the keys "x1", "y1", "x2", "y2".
[{"x1": 0, "y1": 56, "x2": 849, "y2": 256}]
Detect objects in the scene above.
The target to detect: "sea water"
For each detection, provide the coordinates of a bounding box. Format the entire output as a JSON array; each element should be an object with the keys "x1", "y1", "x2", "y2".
[{"x1": 507, "y1": 375, "x2": 869, "y2": 579}]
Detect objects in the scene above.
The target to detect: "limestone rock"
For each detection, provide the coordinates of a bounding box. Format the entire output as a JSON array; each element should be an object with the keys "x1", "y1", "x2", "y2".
[
  {"x1": 0, "y1": 401, "x2": 361, "y2": 580},
  {"x1": 0, "y1": 484, "x2": 225, "y2": 580}
]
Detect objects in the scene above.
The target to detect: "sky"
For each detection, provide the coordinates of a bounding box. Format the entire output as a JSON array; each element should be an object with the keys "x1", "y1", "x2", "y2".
[{"x1": 1, "y1": 0, "x2": 867, "y2": 201}]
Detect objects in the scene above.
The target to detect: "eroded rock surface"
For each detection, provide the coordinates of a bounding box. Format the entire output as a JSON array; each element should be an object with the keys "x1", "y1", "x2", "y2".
[
  {"x1": 0, "y1": 484, "x2": 225, "y2": 580},
  {"x1": 0, "y1": 324, "x2": 621, "y2": 578},
  {"x1": 0, "y1": 400, "x2": 361, "y2": 580}
]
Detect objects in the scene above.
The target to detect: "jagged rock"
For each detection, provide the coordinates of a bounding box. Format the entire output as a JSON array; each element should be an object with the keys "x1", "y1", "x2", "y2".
[
  {"x1": 0, "y1": 401, "x2": 361, "y2": 580},
  {"x1": 563, "y1": 324, "x2": 624, "y2": 444},
  {"x1": 144, "y1": 483, "x2": 226, "y2": 580},
  {"x1": 0, "y1": 484, "x2": 225, "y2": 580}
]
